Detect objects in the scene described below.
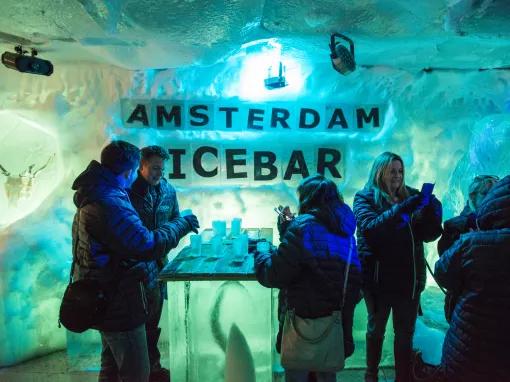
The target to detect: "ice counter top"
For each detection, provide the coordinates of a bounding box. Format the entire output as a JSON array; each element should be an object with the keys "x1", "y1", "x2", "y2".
[{"x1": 159, "y1": 228, "x2": 273, "y2": 282}]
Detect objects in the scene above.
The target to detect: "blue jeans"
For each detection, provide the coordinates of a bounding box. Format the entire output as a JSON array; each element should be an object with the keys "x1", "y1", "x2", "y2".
[
  {"x1": 285, "y1": 370, "x2": 337, "y2": 382},
  {"x1": 98, "y1": 324, "x2": 149, "y2": 382}
]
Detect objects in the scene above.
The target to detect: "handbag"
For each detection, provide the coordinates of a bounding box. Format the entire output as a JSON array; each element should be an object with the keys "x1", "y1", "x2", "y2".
[
  {"x1": 59, "y1": 277, "x2": 108, "y2": 333},
  {"x1": 58, "y1": 211, "x2": 108, "y2": 333},
  {"x1": 280, "y1": 237, "x2": 353, "y2": 372}
]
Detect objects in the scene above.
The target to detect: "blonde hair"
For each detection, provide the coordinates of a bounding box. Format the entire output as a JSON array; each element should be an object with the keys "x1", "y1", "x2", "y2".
[{"x1": 366, "y1": 152, "x2": 409, "y2": 207}]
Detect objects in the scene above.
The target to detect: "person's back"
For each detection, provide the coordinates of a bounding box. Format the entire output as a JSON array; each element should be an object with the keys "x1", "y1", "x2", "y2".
[
  {"x1": 71, "y1": 140, "x2": 195, "y2": 382},
  {"x1": 435, "y1": 175, "x2": 510, "y2": 382},
  {"x1": 254, "y1": 175, "x2": 362, "y2": 382}
]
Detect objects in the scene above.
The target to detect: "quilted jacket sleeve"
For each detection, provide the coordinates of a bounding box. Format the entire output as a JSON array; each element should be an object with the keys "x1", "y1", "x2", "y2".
[
  {"x1": 254, "y1": 220, "x2": 303, "y2": 289},
  {"x1": 353, "y1": 191, "x2": 401, "y2": 243},
  {"x1": 91, "y1": 200, "x2": 191, "y2": 261},
  {"x1": 414, "y1": 196, "x2": 443, "y2": 243},
  {"x1": 434, "y1": 235, "x2": 466, "y2": 291}
]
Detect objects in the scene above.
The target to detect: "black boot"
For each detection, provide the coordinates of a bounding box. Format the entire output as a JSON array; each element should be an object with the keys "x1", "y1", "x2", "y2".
[
  {"x1": 365, "y1": 335, "x2": 384, "y2": 382},
  {"x1": 394, "y1": 337, "x2": 412, "y2": 382}
]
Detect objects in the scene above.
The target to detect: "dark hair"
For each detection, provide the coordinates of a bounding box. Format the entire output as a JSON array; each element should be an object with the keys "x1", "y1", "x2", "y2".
[
  {"x1": 297, "y1": 174, "x2": 344, "y2": 216},
  {"x1": 100, "y1": 140, "x2": 140, "y2": 175},
  {"x1": 141, "y1": 145, "x2": 170, "y2": 161}
]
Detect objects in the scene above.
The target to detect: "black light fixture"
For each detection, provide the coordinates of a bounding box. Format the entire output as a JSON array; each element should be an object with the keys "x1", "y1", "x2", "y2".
[
  {"x1": 264, "y1": 61, "x2": 287, "y2": 89},
  {"x1": 329, "y1": 33, "x2": 355, "y2": 75},
  {"x1": 1, "y1": 45, "x2": 53, "y2": 76}
]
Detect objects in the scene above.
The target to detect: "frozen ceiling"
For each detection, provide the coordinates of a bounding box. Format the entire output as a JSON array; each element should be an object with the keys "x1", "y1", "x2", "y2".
[{"x1": 1, "y1": 0, "x2": 509, "y2": 71}]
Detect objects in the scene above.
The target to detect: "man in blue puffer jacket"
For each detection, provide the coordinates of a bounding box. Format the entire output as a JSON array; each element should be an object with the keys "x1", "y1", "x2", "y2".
[
  {"x1": 435, "y1": 175, "x2": 510, "y2": 382},
  {"x1": 72, "y1": 141, "x2": 197, "y2": 382},
  {"x1": 129, "y1": 145, "x2": 199, "y2": 382}
]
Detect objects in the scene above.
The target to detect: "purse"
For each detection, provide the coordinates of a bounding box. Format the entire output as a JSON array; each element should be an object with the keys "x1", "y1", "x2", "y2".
[
  {"x1": 58, "y1": 211, "x2": 108, "y2": 333},
  {"x1": 58, "y1": 277, "x2": 108, "y2": 333},
  {"x1": 280, "y1": 237, "x2": 353, "y2": 372}
]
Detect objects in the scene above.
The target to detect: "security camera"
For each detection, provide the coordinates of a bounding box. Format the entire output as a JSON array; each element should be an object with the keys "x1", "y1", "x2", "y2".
[{"x1": 1, "y1": 45, "x2": 53, "y2": 76}]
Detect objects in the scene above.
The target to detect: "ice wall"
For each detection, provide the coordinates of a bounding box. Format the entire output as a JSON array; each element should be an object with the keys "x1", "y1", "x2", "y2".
[
  {"x1": 0, "y1": 64, "x2": 133, "y2": 366},
  {"x1": 0, "y1": 49, "x2": 509, "y2": 368}
]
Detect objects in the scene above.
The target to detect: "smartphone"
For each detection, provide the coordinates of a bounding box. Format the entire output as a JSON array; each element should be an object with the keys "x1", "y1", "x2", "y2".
[{"x1": 421, "y1": 182, "x2": 435, "y2": 196}]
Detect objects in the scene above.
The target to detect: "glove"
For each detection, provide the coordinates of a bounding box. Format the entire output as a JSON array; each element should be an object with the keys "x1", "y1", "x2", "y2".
[
  {"x1": 399, "y1": 194, "x2": 425, "y2": 214},
  {"x1": 183, "y1": 214, "x2": 200, "y2": 234}
]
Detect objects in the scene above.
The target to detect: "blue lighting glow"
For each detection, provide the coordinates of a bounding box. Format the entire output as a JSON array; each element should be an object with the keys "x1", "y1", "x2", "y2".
[{"x1": 239, "y1": 39, "x2": 305, "y2": 101}]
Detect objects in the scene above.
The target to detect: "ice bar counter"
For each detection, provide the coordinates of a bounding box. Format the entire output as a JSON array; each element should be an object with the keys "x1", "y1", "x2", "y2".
[{"x1": 159, "y1": 227, "x2": 280, "y2": 382}]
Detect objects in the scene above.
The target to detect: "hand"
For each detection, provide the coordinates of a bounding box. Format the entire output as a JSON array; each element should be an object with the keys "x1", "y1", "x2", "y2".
[
  {"x1": 277, "y1": 205, "x2": 294, "y2": 239},
  {"x1": 183, "y1": 214, "x2": 200, "y2": 234},
  {"x1": 399, "y1": 194, "x2": 425, "y2": 214}
]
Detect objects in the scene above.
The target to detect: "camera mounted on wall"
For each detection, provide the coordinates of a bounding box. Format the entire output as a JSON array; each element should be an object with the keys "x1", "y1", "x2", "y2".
[
  {"x1": 329, "y1": 33, "x2": 356, "y2": 75},
  {"x1": 1, "y1": 45, "x2": 54, "y2": 76}
]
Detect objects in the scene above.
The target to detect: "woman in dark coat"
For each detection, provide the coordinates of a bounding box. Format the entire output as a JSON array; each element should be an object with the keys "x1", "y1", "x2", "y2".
[
  {"x1": 437, "y1": 175, "x2": 499, "y2": 322},
  {"x1": 435, "y1": 175, "x2": 510, "y2": 382},
  {"x1": 353, "y1": 152, "x2": 443, "y2": 382},
  {"x1": 254, "y1": 174, "x2": 362, "y2": 382}
]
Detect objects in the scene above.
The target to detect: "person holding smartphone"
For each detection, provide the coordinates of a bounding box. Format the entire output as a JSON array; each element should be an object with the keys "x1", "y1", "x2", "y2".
[{"x1": 353, "y1": 152, "x2": 443, "y2": 382}]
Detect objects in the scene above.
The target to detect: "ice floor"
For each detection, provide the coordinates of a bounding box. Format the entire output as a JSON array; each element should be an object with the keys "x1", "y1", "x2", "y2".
[{"x1": 0, "y1": 348, "x2": 395, "y2": 382}]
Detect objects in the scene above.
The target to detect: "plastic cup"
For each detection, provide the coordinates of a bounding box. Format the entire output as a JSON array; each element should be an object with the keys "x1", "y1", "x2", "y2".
[
  {"x1": 181, "y1": 209, "x2": 193, "y2": 217},
  {"x1": 231, "y1": 218, "x2": 242, "y2": 237},
  {"x1": 211, "y1": 235, "x2": 223, "y2": 257}
]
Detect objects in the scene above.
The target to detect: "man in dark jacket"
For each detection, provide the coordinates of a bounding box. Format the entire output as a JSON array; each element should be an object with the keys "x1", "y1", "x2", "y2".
[
  {"x1": 435, "y1": 175, "x2": 510, "y2": 382},
  {"x1": 72, "y1": 141, "x2": 197, "y2": 382},
  {"x1": 129, "y1": 145, "x2": 198, "y2": 382}
]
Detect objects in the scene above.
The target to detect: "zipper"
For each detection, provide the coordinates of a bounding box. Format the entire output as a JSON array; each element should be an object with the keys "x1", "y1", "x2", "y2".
[
  {"x1": 374, "y1": 261, "x2": 380, "y2": 284},
  {"x1": 407, "y1": 219, "x2": 417, "y2": 300},
  {"x1": 139, "y1": 282, "x2": 148, "y2": 314}
]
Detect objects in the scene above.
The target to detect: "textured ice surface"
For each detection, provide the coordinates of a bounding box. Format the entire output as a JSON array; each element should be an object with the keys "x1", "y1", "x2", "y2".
[{"x1": 0, "y1": 31, "x2": 509, "y2": 372}]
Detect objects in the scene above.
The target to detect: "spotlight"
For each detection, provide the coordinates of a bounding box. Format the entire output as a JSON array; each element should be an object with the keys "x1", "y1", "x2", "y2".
[
  {"x1": 264, "y1": 61, "x2": 287, "y2": 89},
  {"x1": 329, "y1": 33, "x2": 355, "y2": 75},
  {"x1": 1, "y1": 45, "x2": 53, "y2": 76}
]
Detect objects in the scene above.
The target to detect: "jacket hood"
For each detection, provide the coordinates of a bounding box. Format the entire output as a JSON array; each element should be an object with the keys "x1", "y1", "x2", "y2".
[
  {"x1": 307, "y1": 202, "x2": 356, "y2": 237},
  {"x1": 72, "y1": 160, "x2": 126, "y2": 208},
  {"x1": 477, "y1": 175, "x2": 510, "y2": 230}
]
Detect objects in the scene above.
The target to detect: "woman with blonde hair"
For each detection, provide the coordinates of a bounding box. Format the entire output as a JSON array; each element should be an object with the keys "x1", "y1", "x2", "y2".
[{"x1": 353, "y1": 152, "x2": 443, "y2": 382}]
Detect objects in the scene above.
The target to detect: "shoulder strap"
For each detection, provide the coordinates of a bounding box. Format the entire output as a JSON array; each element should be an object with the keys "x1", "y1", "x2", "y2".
[
  {"x1": 69, "y1": 209, "x2": 80, "y2": 285},
  {"x1": 341, "y1": 236, "x2": 353, "y2": 308}
]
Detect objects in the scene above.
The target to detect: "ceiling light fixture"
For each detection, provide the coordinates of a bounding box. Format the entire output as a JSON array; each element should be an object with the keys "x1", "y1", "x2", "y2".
[
  {"x1": 1, "y1": 45, "x2": 53, "y2": 76},
  {"x1": 329, "y1": 33, "x2": 355, "y2": 75}
]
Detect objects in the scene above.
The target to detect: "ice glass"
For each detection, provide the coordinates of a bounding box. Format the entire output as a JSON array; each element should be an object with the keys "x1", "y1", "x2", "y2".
[{"x1": 212, "y1": 220, "x2": 227, "y2": 238}]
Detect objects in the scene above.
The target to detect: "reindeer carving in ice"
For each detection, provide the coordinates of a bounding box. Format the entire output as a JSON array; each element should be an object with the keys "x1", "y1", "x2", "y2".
[{"x1": 0, "y1": 154, "x2": 55, "y2": 207}]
